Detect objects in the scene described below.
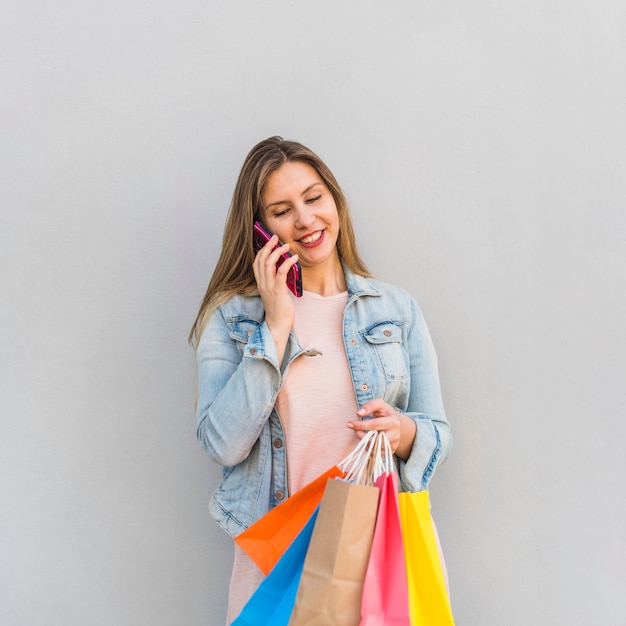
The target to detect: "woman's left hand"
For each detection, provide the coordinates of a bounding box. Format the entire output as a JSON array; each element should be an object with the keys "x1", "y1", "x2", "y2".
[{"x1": 347, "y1": 398, "x2": 417, "y2": 461}]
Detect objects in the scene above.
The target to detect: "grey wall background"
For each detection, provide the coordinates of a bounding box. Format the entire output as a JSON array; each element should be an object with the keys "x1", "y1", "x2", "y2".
[{"x1": 2, "y1": 1, "x2": 625, "y2": 624}]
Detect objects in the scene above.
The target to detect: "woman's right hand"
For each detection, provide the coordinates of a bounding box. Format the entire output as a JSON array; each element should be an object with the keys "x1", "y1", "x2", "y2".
[{"x1": 252, "y1": 235, "x2": 299, "y2": 363}]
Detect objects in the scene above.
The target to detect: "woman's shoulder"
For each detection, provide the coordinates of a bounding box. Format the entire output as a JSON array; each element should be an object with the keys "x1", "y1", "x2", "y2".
[
  {"x1": 216, "y1": 292, "x2": 265, "y2": 322},
  {"x1": 349, "y1": 271, "x2": 417, "y2": 305},
  {"x1": 197, "y1": 292, "x2": 265, "y2": 347},
  {"x1": 347, "y1": 272, "x2": 424, "y2": 325}
]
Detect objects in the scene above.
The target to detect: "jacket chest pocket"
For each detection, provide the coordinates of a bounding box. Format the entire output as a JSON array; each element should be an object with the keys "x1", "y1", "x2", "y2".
[
  {"x1": 228, "y1": 319, "x2": 261, "y2": 354},
  {"x1": 364, "y1": 322, "x2": 408, "y2": 381}
]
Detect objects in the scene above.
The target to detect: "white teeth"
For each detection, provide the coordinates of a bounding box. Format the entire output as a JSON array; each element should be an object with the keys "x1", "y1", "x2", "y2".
[{"x1": 300, "y1": 231, "x2": 322, "y2": 244}]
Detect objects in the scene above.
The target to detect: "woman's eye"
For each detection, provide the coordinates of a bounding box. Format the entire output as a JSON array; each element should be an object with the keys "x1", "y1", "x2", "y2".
[
  {"x1": 274, "y1": 207, "x2": 290, "y2": 217},
  {"x1": 305, "y1": 195, "x2": 322, "y2": 204}
]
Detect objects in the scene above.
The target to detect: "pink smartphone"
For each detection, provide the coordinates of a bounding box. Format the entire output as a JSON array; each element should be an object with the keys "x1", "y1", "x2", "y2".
[{"x1": 253, "y1": 221, "x2": 303, "y2": 297}]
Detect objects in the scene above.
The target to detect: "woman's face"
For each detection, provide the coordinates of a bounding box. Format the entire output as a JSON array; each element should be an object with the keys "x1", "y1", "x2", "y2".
[{"x1": 261, "y1": 161, "x2": 340, "y2": 272}]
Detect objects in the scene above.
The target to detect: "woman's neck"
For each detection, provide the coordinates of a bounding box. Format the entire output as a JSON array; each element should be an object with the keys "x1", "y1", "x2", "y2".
[{"x1": 301, "y1": 256, "x2": 346, "y2": 296}]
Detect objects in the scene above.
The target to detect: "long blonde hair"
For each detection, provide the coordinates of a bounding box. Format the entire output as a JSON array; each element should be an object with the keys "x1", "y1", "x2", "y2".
[{"x1": 189, "y1": 136, "x2": 371, "y2": 345}]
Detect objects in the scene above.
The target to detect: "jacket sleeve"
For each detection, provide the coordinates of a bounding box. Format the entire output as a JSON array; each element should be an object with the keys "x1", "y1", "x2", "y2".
[
  {"x1": 195, "y1": 306, "x2": 293, "y2": 467},
  {"x1": 396, "y1": 298, "x2": 452, "y2": 492}
]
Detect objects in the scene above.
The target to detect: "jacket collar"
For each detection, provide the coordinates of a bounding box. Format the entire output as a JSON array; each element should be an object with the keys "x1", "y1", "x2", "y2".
[
  {"x1": 343, "y1": 264, "x2": 381, "y2": 297},
  {"x1": 220, "y1": 265, "x2": 380, "y2": 322}
]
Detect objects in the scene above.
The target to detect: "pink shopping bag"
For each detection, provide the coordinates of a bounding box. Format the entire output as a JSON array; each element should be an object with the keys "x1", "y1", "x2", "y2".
[{"x1": 360, "y1": 471, "x2": 410, "y2": 626}]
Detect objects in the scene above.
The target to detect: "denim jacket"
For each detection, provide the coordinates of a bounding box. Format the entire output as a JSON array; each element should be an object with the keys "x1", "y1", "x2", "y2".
[{"x1": 196, "y1": 267, "x2": 452, "y2": 538}]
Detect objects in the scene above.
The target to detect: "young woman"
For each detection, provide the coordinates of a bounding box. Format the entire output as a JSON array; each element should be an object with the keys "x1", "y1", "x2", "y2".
[{"x1": 190, "y1": 136, "x2": 452, "y2": 623}]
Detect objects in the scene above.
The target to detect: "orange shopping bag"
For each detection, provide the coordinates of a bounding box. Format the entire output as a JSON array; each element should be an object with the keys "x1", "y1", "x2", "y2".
[{"x1": 235, "y1": 465, "x2": 345, "y2": 575}]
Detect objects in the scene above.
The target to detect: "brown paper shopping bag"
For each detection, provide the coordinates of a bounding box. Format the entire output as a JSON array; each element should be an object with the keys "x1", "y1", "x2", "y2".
[{"x1": 288, "y1": 477, "x2": 380, "y2": 626}]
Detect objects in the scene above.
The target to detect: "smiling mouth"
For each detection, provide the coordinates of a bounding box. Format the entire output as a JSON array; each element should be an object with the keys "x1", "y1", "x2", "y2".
[{"x1": 298, "y1": 231, "x2": 323, "y2": 244}]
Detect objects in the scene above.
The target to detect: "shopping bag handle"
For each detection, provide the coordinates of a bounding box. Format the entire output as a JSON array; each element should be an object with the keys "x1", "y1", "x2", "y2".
[{"x1": 338, "y1": 430, "x2": 395, "y2": 485}]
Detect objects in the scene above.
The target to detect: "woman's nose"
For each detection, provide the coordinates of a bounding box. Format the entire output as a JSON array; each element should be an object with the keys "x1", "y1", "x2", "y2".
[{"x1": 294, "y1": 205, "x2": 315, "y2": 229}]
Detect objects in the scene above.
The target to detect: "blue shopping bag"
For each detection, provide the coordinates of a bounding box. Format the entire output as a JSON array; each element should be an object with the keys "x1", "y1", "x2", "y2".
[{"x1": 232, "y1": 507, "x2": 319, "y2": 626}]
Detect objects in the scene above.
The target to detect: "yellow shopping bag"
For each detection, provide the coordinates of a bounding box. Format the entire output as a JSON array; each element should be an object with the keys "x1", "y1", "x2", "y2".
[{"x1": 398, "y1": 491, "x2": 454, "y2": 625}]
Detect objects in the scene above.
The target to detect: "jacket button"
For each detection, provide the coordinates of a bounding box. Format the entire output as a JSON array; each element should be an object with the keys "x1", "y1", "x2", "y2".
[
  {"x1": 350, "y1": 339, "x2": 356, "y2": 344},
  {"x1": 383, "y1": 329, "x2": 391, "y2": 337},
  {"x1": 361, "y1": 384, "x2": 368, "y2": 391},
  {"x1": 275, "y1": 490, "x2": 285, "y2": 501},
  {"x1": 273, "y1": 438, "x2": 283, "y2": 448},
  {"x1": 249, "y1": 348, "x2": 257, "y2": 355}
]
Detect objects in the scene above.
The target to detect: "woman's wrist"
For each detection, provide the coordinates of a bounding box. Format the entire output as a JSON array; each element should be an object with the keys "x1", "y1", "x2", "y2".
[{"x1": 395, "y1": 412, "x2": 417, "y2": 461}]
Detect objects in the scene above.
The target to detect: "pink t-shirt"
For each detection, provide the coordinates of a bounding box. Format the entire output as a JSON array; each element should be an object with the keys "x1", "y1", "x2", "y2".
[
  {"x1": 227, "y1": 290, "x2": 359, "y2": 624},
  {"x1": 276, "y1": 290, "x2": 360, "y2": 492}
]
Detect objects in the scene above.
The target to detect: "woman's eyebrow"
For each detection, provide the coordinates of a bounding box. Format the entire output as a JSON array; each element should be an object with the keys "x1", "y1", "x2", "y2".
[
  {"x1": 302, "y1": 182, "x2": 323, "y2": 194},
  {"x1": 265, "y1": 182, "x2": 324, "y2": 209}
]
